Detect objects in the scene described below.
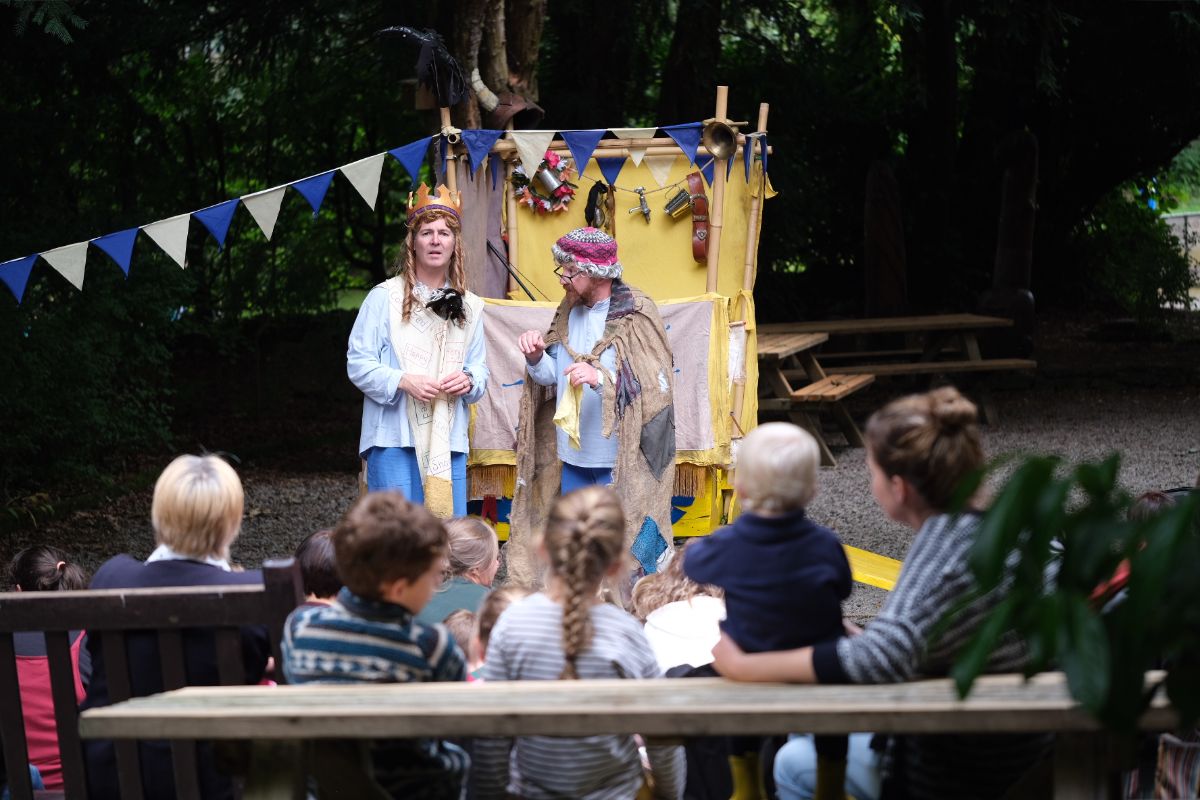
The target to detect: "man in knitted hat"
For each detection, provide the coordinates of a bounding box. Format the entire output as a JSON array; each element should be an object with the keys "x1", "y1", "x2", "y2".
[{"x1": 509, "y1": 227, "x2": 676, "y2": 587}]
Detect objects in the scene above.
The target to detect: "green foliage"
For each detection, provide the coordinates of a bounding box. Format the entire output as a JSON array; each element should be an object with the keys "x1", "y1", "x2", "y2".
[
  {"x1": 1071, "y1": 190, "x2": 1194, "y2": 321},
  {"x1": 2, "y1": 0, "x2": 87, "y2": 43},
  {"x1": 950, "y1": 454, "x2": 1200, "y2": 733}
]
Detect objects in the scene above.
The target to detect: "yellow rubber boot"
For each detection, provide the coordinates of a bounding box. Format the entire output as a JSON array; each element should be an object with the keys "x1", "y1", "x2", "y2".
[
  {"x1": 728, "y1": 752, "x2": 766, "y2": 800},
  {"x1": 813, "y1": 755, "x2": 849, "y2": 800}
]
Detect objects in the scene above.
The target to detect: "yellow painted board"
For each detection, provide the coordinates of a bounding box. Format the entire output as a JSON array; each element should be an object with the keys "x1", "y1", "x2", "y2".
[{"x1": 845, "y1": 545, "x2": 900, "y2": 591}]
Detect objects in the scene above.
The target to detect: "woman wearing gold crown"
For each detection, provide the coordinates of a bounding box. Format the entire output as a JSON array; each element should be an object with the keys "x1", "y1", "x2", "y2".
[{"x1": 346, "y1": 184, "x2": 488, "y2": 517}]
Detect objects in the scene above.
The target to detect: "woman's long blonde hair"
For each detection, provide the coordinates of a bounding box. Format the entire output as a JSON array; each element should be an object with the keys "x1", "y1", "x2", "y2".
[
  {"x1": 392, "y1": 207, "x2": 468, "y2": 323},
  {"x1": 542, "y1": 486, "x2": 625, "y2": 679}
]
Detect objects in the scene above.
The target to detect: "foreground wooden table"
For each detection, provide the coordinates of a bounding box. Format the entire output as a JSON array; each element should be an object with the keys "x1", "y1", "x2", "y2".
[{"x1": 80, "y1": 673, "x2": 1174, "y2": 799}]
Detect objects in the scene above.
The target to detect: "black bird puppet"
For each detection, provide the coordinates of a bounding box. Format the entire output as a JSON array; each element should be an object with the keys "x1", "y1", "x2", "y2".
[{"x1": 377, "y1": 26, "x2": 469, "y2": 108}]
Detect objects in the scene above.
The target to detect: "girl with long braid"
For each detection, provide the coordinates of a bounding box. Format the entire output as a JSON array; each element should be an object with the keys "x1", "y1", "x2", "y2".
[{"x1": 472, "y1": 486, "x2": 685, "y2": 799}]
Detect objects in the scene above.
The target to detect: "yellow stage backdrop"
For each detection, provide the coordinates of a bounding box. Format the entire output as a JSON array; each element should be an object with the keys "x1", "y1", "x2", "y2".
[{"x1": 467, "y1": 150, "x2": 770, "y2": 544}]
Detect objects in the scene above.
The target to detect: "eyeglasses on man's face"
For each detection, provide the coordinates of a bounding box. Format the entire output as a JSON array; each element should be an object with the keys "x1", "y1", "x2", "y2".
[{"x1": 553, "y1": 264, "x2": 585, "y2": 283}]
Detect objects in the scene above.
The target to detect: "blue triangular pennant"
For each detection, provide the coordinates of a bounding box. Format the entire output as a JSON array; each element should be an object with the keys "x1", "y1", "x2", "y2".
[
  {"x1": 697, "y1": 156, "x2": 715, "y2": 186},
  {"x1": 462, "y1": 129, "x2": 503, "y2": 176},
  {"x1": 561, "y1": 130, "x2": 606, "y2": 177},
  {"x1": 194, "y1": 199, "x2": 240, "y2": 249},
  {"x1": 760, "y1": 133, "x2": 769, "y2": 178},
  {"x1": 0, "y1": 255, "x2": 38, "y2": 304},
  {"x1": 662, "y1": 122, "x2": 702, "y2": 165},
  {"x1": 291, "y1": 172, "x2": 335, "y2": 217},
  {"x1": 744, "y1": 134, "x2": 755, "y2": 182},
  {"x1": 388, "y1": 137, "x2": 432, "y2": 184},
  {"x1": 93, "y1": 228, "x2": 139, "y2": 276},
  {"x1": 596, "y1": 157, "x2": 625, "y2": 187}
]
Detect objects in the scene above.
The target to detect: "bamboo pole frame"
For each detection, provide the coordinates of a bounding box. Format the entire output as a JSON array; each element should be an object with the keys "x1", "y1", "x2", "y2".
[{"x1": 705, "y1": 86, "x2": 730, "y2": 293}]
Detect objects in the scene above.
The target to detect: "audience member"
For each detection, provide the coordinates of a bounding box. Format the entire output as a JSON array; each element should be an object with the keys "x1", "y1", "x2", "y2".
[
  {"x1": 80, "y1": 454, "x2": 271, "y2": 800},
  {"x1": 417, "y1": 516, "x2": 499, "y2": 625},
  {"x1": 713, "y1": 387, "x2": 1052, "y2": 800},
  {"x1": 471, "y1": 586, "x2": 530, "y2": 678},
  {"x1": 473, "y1": 486, "x2": 685, "y2": 799},
  {"x1": 294, "y1": 528, "x2": 340, "y2": 606},
  {"x1": 442, "y1": 609, "x2": 477, "y2": 672},
  {"x1": 8, "y1": 546, "x2": 89, "y2": 793},
  {"x1": 631, "y1": 540, "x2": 725, "y2": 672},
  {"x1": 282, "y1": 491, "x2": 468, "y2": 799}
]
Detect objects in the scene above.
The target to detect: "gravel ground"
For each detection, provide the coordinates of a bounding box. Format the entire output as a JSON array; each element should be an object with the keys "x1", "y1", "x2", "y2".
[{"x1": 5, "y1": 311, "x2": 1199, "y2": 623}]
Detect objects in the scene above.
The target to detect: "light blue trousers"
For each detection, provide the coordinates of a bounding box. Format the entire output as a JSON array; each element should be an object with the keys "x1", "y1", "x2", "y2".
[
  {"x1": 774, "y1": 732, "x2": 883, "y2": 800},
  {"x1": 366, "y1": 446, "x2": 468, "y2": 516}
]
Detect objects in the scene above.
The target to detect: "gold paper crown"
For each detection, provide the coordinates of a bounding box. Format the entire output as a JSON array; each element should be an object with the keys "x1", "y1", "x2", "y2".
[{"x1": 407, "y1": 183, "x2": 462, "y2": 220}]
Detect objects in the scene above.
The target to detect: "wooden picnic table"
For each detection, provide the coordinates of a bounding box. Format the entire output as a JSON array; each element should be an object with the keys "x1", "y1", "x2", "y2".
[
  {"x1": 78, "y1": 672, "x2": 1176, "y2": 800},
  {"x1": 761, "y1": 314, "x2": 1036, "y2": 423},
  {"x1": 755, "y1": 331, "x2": 874, "y2": 466}
]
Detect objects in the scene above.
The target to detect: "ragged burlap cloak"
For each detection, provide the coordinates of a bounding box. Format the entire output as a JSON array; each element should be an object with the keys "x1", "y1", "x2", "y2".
[{"x1": 507, "y1": 281, "x2": 676, "y2": 587}]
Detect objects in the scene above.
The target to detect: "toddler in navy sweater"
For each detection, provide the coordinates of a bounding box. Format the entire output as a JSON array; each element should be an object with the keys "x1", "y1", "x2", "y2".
[{"x1": 684, "y1": 422, "x2": 852, "y2": 800}]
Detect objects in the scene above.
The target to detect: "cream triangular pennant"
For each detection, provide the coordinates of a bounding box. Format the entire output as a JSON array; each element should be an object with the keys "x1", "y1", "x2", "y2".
[
  {"x1": 644, "y1": 155, "x2": 678, "y2": 189},
  {"x1": 340, "y1": 152, "x2": 386, "y2": 211},
  {"x1": 509, "y1": 130, "x2": 557, "y2": 179},
  {"x1": 241, "y1": 186, "x2": 287, "y2": 241},
  {"x1": 141, "y1": 213, "x2": 191, "y2": 269},
  {"x1": 610, "y1": 127, "x2": 658, "y2": 140},
  {"x1": 40, "y1": 241, "x2": 89, "y2": 290}
]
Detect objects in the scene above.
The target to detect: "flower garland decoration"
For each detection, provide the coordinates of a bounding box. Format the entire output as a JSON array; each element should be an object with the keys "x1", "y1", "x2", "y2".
[{"x1": 511, "y1": 150, "x2": 576, "y2": 214}]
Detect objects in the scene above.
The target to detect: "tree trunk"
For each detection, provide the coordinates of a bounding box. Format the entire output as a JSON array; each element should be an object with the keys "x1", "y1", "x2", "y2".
[
  {"x1": 657, "y1": 0, "x2": 722, "y2": 123},
  {"x1": 506, "y1": 0, "x2": 547, "y2": 101},
  {"x1": 480, "y1": 0, "x2": 509, "y2": 90},
  {"x1": 449, "y1": 0, "x2": 489, "y2": 129}
]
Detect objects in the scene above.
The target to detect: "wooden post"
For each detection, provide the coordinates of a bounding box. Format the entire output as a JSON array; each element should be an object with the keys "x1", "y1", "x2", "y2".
[
  {"x1": 729, "y1": 102, "x2": 770, "y2": 439},
  {"x1": 505, "y1": 156, "x2": 520, "y2": 297},
  {"x1": 439, "y1": 107, "x2": 458, "y2": 194},
  {"x1": 705, "y1": 86, "x2": 729, "y2": 293}
]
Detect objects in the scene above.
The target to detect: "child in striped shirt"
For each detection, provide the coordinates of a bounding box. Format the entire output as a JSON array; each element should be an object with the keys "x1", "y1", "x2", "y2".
[
  {"x1": 473, "y1": 486, "x2": 685, "y2": 799},
  {"x1": 282, "y1": 491, "x2": 468, "y2": 800}
]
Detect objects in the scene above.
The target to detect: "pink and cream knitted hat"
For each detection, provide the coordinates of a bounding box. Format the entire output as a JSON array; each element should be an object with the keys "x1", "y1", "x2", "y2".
[{"x1": 551, "y1": 227, "x2": 623, "y2": 280}]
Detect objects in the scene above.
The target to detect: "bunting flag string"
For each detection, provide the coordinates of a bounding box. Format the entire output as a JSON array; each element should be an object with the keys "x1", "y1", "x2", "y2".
[
  {"x1": 40, "y1": 242, "x2": 90, "y2": 290},
  {"x1": 4, "y1": 122, "x2": 732, "y2": 306},
  {"x1": 93, "y1": 228, "x2": 139, "y2": 276},
  {"x1": 697, "y1": 156, "x2": 716, "y2": 187}
]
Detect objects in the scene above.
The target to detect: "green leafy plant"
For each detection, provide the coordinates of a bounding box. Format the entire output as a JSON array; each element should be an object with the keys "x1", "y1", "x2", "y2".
[{"x1": 947, "y1": 454, "x2": 1200, "y2": 734}]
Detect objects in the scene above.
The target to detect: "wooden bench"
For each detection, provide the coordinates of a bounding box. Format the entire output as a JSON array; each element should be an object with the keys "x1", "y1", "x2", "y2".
[
  {"x1": 0, "y1": 558, "x2": 302, "y2": 800},
  {"x1": 78, "y1": 672, "x2": 1177, "y2": 799},
  {"x1": 756, "y1": 331, "x2": 875, "y2": 466}
]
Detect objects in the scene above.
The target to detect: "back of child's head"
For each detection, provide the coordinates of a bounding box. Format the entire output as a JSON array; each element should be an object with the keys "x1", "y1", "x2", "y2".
[
  {"x1": 631, "y1": 540, "x2": 722, "y2": 622},
  {"x1": 865, "y1": 386, "x2": 983, "y2": 511},
  {"x1": 1128, "y1": 490, "x2": 1176, "y2": 523},
  {"x1": 333, "y1": 491, "x2": 448, "y2": 600},
  {"x1": 476, "y1": 585, "x2": 532, "y2": 658},
  {"x1": 152, "y1": 453, "x2": 244, "y2": 560},
  {"x1": 442, "y1": 609, "x2": 477, "y2": 658},
  {"x1": 444, "y1": 516, "x2": 499, "y2": 580},
  {"x1": 542, "y1": 485, "x2": 625, "y2": 678},
  {"x1": 294, "y1": 528, "x2": 341, "y2": 599},
  {"x1": 9, "y1": 545, "x2": 88, "y2": 592},
  {"x1": 735, "y1": 422, "x2": 820, "y2": 514}
]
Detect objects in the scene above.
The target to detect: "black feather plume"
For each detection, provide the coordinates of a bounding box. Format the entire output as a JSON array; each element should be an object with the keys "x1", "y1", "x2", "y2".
[{"x1": 377, "y1": 26, "x2": 469, "y2": 107}]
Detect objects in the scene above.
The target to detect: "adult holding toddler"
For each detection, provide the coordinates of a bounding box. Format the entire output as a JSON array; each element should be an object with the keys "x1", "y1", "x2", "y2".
[
  {"x1": 80, "y1": 454, "x2": 271, "y2": 800},
  {"x1": 347, "y1": 183, "x2": 488, "y2": 517},
  {"x1": 282, "y1": 492, "x2": 468, "y2": 799},
  {"x1": 712, "y1": 387, "x2": 1052, "y2": 800}
]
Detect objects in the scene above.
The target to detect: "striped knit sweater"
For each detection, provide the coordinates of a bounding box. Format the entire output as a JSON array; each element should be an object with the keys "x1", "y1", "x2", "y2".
[
  {"x1": 812, "y1": 512, "x2": 1052, "y2": 800},
  {"x1": 473, "y1": 592, "x2": 686, "y2": 800},
  {"x1": 282, "y1": 587, "x2": 468, "y2": 800}
]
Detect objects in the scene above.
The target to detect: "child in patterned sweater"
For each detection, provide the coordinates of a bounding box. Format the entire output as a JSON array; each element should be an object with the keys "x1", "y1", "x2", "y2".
[{"x1": 282, "y1": 491, "x2": 468, "y2": 799}]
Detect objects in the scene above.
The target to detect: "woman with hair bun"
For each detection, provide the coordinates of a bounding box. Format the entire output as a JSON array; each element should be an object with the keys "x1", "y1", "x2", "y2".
[{"x1": 713, "y1": 387, "x2": 1051, "y2": 800}]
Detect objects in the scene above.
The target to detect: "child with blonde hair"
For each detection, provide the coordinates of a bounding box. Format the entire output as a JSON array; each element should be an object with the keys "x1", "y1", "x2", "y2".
[
  {"x1": 632, "y1": 540, "x2": 725, "y2": 671},
  {"x1": 473, "y1": 486, "x2": 685, "y2": 799}
]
